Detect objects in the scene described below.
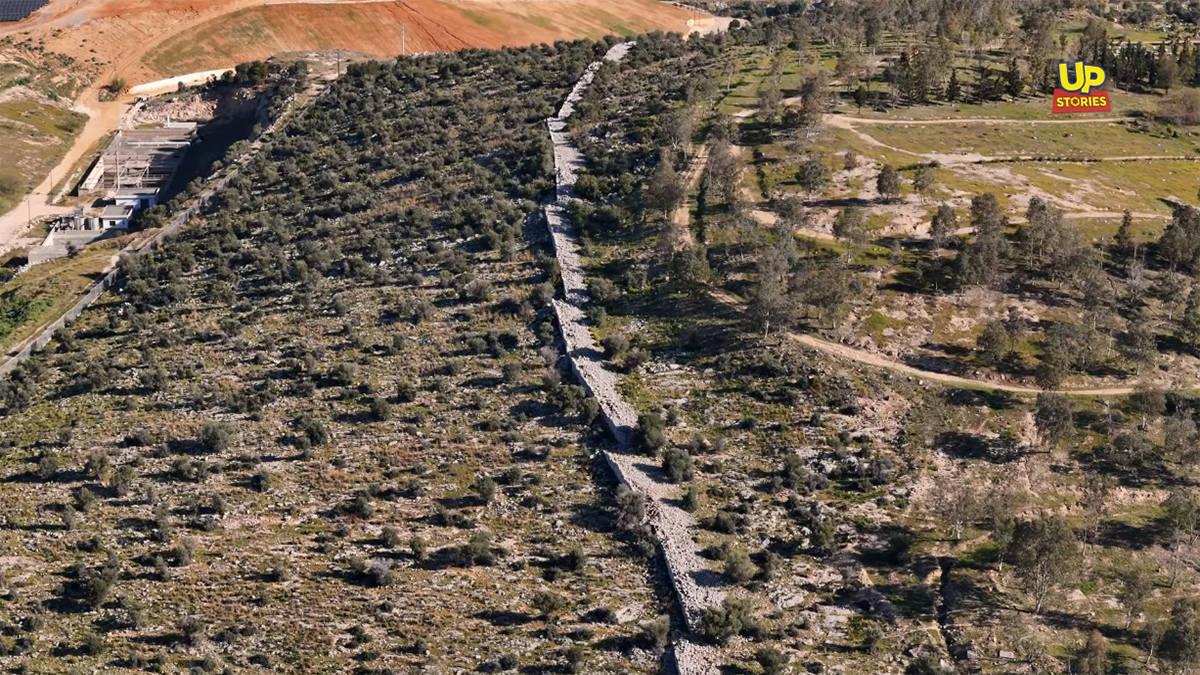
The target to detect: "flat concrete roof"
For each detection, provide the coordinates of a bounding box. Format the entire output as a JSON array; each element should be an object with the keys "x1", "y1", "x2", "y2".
[{"x1": 100, "y1": 205, "x2": 134, "y2": 218}]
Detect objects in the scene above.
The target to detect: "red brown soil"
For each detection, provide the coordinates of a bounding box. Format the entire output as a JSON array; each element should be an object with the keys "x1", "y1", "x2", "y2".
[{"x1": 3, "y1": 0, "x2": 695, "y2": 83}]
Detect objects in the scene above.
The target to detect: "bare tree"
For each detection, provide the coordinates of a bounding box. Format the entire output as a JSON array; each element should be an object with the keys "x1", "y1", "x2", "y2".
[
  {"x1": 932, "y1": 473, "x2": 979, "y2": 542},
  {"x1": 1118, "y1": 565, "x2": 1153, "y2": 629}
]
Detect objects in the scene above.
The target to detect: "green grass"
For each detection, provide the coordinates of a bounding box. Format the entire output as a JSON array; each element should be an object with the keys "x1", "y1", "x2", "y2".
[
  {"x1": 0, "y1": 100, "x2": 87, "y2": 216},
  {"x1": 867, "y1": 120, "x2": 1200, "y2": 158},
  {"x1": 861, "y1": 309, "x2": 902, "y2": 342},
  {"x1": 458, "y1": 8, "x2": 496, "y2": 28},
  {"x1": 1009, "y1": 160, "x2": 1200, "y2": 215},
  {"x1": 0, "y1": 240, "x2": 123, "y2": 352},
  {"x1": 847, "y1": 88, "x2": 1166, "y2": 121}
]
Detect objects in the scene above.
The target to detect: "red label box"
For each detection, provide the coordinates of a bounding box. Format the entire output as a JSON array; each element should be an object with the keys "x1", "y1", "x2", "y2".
[{"x1": 1051, "y1": 88, "x2": 1111, "y2": 114}]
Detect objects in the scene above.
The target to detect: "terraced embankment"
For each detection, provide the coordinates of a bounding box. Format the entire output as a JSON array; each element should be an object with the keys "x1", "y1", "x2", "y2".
[{"x1": 545, "y1": 41, "x2": 723, "y2": 675}]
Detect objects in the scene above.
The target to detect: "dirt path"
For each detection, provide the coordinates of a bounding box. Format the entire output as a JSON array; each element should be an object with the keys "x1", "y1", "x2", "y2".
[
  {"x1": 718, "y1": 108, "x2": 1177, "y2": 394},
  {"x1": 670, "y1": 142, "x2": 707, "y2": 247},
  {"x1": 0, "y1": 100, "x2": 126, "y2": 253},
  {"x1": 788, "y1": 333, "x2": 1148, "y2": 395},
  {"x1": 0, "y1": 0, "x2": 266, "y2": 250},
  {"x1": 707, "y1": 286, "x2": 1151, "y2": 395},
  {"x1": 0, "y1": 0, "x2": 710, "y2": 253}
]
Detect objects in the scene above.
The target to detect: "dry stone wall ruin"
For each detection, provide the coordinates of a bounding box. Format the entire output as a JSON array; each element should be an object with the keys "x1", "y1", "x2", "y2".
[{"x1": 544, "y1": 41, "x2": 723, "y2": 675}]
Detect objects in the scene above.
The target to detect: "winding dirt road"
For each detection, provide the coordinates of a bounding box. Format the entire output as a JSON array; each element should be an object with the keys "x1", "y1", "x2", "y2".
[{"x1": 788, "y1": 333, "x2": 1152, "y2": 396}]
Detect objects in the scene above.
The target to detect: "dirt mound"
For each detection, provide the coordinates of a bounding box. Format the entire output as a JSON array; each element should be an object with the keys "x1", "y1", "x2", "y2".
[{"x1": 140, "y1": 0, "x2": 692, "y2": 79}]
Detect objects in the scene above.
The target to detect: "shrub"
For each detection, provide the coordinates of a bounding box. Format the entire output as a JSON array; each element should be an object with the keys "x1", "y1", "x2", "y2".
[
  {"x1": 861, "y1": 619, "x2": 885, "y2": 653},
  {"x1": 636, "y1": 412, "x2": 667, "y2": 454},
  {"x1": 296, "y1": 414, "x2": 329, "y2": 447},
  {"x1": 755, "y1": 647, "x2": 788, "y2": 675},
  {"x1": 82, "y1": 632, "x2": 106, "y2": 656},
  {"x1": 723, "y1": 548, "x2": 758, "y2": 584},
  {"x1": 640, "y1": 615, "x2": 671, "y2": 652},
  {"x1": 36, "y1": 453, "x2": 61, "y2": 480},
  {"x1": 368, "y1": 397, "x2": 392, "y2": 421},
  {"x1": 462, "y1": 278, "x2": 494, "y2": 302},
  {"x1": 268, "y1": 556, "x2": 292, "y2": 582},
  {"x1": 410, "y1": 536, "x2": 429, "y2": 562},
  {"x1": 84, "y1": 448, "x2": 111, "y2": 481},
  {"x1": 251, "y1": 468, "x2": 273, "y2": 493},
  {"x1": 564, "y1": 644, "x2": 586, "y2": 674},
  {"x1": 173, "y1": 538, "x2": 198, "y2": 567},
  {"x1": 396, "y1": 379, "x2": 417, "y2": 403},
  {"x1": 178, "y1": 617, "x2": 206, "y2": 646},
  {"x1": 501, "y1": 361, "x2": 523, "y2": 384},
  {"x1": 328, "y1": 362, "x2": 357, "y2": 386},
  {"x1": 198, "y1": 421, "x2": 235, "y2": 454},
  {"x1": 380, "y1": 526, "x2": 401, "y2": 549},
  {"x1": 346, "y1": 491, "x2": 374, "y2": 520},
  {"x1": 699, "y1": 597, "x2": 758, "y2": 645},
  {"x1": 615, "y1": 484, "x2": 646, "y2": 530},
  {"x1": 588, "y1": 277, "x2": 620, "y2": 303},
  {"x1": 459, "y1": 531, "x2": 495, "y2": 566},
  {"x1": 661, "y1": 448, "x2": 693, "y2": 482},
  {"x1": 579, "y1": 397, "x2": 600, "y2": 424},
  {"x1": 531, "y1": 283, "x2": 556, "y2": 307},
  {"x1": 473, "y1": 475, "x2": 497, "y2": 504},
  {"x1": 622, "y1": 347, "x2": 651, "y2": 371},
  {"x1": 365, "y1": 559, "x2": 394, "y2": 587},
  {"x1": 761, "y1": 551, "x2": 784, "y2": 580},
  {"x1": 683, "y1": 483, "x2": 701, "y2": 512},
  {"x1": 532, "y1": 590, "x2": 566, "y2": 618},
  {"x1": 587, "y1": 606, "x2": 617, "y2": 624},
  {"x1": 709, "y1": 510, "x2": 745, "y2": 534},
  {"x1": 601, "y1": 333, "x2": 630, "y2": 358},
  {"x1": 558, "y1": 547, "x2": 588, "y2": 572}
]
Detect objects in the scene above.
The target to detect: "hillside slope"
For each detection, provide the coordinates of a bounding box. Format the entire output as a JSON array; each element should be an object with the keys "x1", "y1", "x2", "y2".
[
  {"x1": 142, "y1": 0, "x2": 695, "y2": 78},
  {"x1": 5, "y1": 0, "x2": 697, "y2": 84},
  {"x1": 0, "y1": 39, "x2": 672, "y2": 674}
]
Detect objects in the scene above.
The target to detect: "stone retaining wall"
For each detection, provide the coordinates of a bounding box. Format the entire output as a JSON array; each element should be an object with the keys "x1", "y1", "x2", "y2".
[{"x1": 543, "y1": 42, "x2": 723, "y2": 675}]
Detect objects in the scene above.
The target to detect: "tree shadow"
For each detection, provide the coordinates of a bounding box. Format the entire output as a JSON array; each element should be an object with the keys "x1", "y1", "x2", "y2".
[
  {"x1": 935, "y1": 431, "x2": 1023, "y2": 463},
  {"x1": 942, "y1": 387, "x2": 1018, "y2": 410},
  {"x1": 475, "y1": 609, "x2": 535, "y2": 627}
]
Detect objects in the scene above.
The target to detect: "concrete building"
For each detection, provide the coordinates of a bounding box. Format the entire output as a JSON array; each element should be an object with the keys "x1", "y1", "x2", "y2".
[
  {"x1": 81, "y1": 126, "x2": 195, "y2": 194},
  {"x1": 71, "y1": 125, "x2": 196, "y2": 235},
  {"x1": 113, "y1": 187, "x2": 161, "y2": 211},
  {"x1": 99, "y1": 204, "x2": 134, "y2": 230}
]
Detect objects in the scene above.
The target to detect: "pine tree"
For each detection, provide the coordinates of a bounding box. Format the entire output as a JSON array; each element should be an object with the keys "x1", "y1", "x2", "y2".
[
  {"x1": 1005, "y1": 57, "x2": 1024, "y2": 97},
  {"x1": 930, "y1": 203, "x2": 956, "y2": 250},
  {"x1": 1179, "y1": 42, "x2": 1195, "y2": 86},
  {"x1": 1116, "y1": 209, "x2": 1134, "y2": 255},
  {"x1": 876, "y1": 164, "x2": 902, "y2": 201},
  {"x1": 853, "y1": 84, "x2": 868, "y2": 111},
  {"x1": 945, "y1": 68, "x2": 961, "y2": 102}
]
